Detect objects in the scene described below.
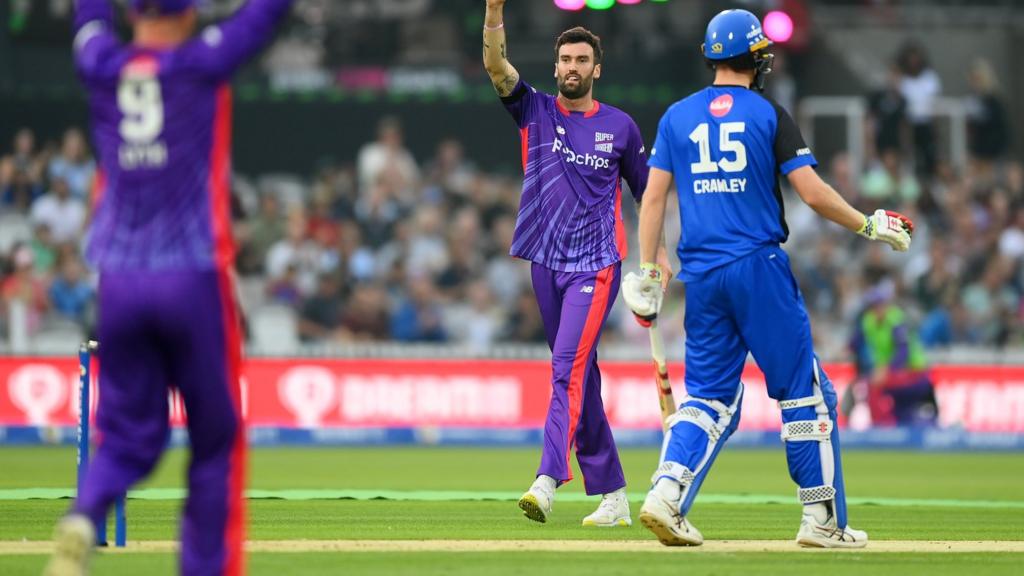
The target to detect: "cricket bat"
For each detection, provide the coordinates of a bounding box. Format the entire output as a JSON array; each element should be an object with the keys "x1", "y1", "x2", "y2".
[{"x1": 648, "y1": 318, "x2": 676, "y2": 432}]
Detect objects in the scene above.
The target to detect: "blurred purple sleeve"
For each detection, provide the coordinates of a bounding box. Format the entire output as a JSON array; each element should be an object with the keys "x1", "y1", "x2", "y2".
[
  {"x1": 73, "y1": 0, "x2": 121, "y2": 81},
  {"x1": 177, "y1": 0, "x2": 293, "y2": 80},
  {"x1": 622, "y1": 119, "x2": 649, "y2": 202}
]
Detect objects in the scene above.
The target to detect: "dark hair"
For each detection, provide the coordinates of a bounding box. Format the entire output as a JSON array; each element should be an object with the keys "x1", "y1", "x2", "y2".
[
  {"x1": 555, "y1": 27, "x2": 603, "y2": 64},
  {"x1": 704, "y1": 51, "x2": 757, "y2": 72}
]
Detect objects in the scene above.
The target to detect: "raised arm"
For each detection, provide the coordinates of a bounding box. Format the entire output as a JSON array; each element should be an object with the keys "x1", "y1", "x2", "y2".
[
  {"x1": 73, "y1": 0, "x2": 121, "y2": 81},
  {"x1": 482, "y1": 0, "x2": 520, "y2": 97},
  {"x1": 180, "y1": 0, "x2": 293, "y2": 80}
]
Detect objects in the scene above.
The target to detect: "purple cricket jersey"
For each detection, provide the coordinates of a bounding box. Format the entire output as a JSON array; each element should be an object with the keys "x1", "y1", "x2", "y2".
[
  {"x1": 501, "y1": 80, "x2": 649, "y2": 272},
  {"x1": 73, "y1": 0, "x2": 292, "y2": 271}
]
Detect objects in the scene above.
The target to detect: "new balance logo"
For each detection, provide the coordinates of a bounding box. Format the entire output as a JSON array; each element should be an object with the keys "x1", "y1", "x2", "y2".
[{"x1": 580, "y1": 286, "x2": 595, "y2": 294}]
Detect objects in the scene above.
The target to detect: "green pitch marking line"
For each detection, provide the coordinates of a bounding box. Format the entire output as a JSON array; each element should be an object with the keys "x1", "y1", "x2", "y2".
[
  {"x1": 2, "y1": 488, "x2": 1023, "y2": 509},
  {"x1": 3, "y1": 540, "x2": 1024, "y2": 554}
]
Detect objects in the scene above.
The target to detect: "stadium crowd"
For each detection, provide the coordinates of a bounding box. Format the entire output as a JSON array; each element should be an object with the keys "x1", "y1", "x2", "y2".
[{"x1": 0, "y1": 50, "x2": 1018, "y2": 357}]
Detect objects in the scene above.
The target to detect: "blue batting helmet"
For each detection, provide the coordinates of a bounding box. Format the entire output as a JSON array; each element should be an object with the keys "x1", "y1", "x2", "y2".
[
  {"x1": 130, "y1": 0, "x2": 195, "y2": 16},
  {"x1": 703, "y1": 9, "x2": 772, "y2": 61}
]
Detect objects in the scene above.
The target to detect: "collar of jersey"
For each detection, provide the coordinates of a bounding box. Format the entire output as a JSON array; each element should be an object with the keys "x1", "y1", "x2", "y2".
[
  {"x1": 711, "y1": 84, "x2": 751, "y2": 89},
  {"x1": 555, "y1": 98, "x2": 601, "y2": 118}
]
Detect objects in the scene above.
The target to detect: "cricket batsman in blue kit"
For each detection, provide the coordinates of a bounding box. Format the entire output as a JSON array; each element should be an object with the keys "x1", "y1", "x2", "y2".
[
  {"x1": 483, "y1": 0, "x2": 670, "y2": 527},
  {"x1": 622, "y1": 9, "x2": 914, "y2": 548},
  {"x1": 45, "y1": 1, "x2": 292, "y2": 574}
]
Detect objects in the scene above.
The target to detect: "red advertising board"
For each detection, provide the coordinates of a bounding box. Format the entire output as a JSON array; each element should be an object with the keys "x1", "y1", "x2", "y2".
[{"x1": 1, "y1": 357, "x2": 1023, "y2": 432}]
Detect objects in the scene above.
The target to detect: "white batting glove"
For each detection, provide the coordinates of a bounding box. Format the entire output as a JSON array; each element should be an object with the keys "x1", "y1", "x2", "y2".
[
  {"x1": 621, "y1": 263, "x2": 664, "y2": 327},
  {"x1": 857, "y1": 209, "x2": 914, "y2": 252}
]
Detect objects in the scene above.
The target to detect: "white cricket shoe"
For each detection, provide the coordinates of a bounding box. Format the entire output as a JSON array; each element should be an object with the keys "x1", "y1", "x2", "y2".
[
  {"x1": 581, "y1": 488, "x2": 631, "y2": 527},
  {"x1": 518, "y1": 479, "x2": 554, "y2": 523},
  {"x1": 43, "y1": 514, "x2": 94, "y2": 576},
  {"x1": 638, "y1": 489, "x2": 703, "y2": 546},
  {"x1": 796, "y1": 512, "x2": 868, "y2": 549}
]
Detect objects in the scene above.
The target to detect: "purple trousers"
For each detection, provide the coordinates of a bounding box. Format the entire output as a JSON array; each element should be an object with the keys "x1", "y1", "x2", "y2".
[
  {"x1": 74, "y1": 269, "x2": 246, "y2": 576},
  {"x1": 531, "y1": 262, "x2": 625, "y2": 495}
]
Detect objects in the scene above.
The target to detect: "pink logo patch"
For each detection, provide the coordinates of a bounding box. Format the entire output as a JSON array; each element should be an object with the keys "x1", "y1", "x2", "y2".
[{"x1": 709, "y1": 94, "x2": 734, "y2": 118}]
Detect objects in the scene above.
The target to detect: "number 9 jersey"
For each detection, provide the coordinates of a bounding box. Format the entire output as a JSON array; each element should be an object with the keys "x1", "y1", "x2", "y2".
[
  {"x1": 73, "y1": 0, "x2": 291, "y2": 271},
  {"x1": 648, "y1": 86, "x2": 817, "y2": 282}
]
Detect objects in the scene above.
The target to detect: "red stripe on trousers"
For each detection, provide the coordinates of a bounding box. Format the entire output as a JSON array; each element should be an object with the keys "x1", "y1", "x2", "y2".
[
  {"x1": 563, "y1": 266, "x2": 614, "y2": 480},
  {"x1": 216, "y1": 268, "x2": 246, "y2": 576},
  {"x1": 209, "y1": 85, "x2": 244, "y2": 576}
]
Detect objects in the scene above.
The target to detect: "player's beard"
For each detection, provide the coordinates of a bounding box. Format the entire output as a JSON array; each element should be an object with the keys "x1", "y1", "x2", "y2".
[{"x1": 557, "y1": 72, "x2": 593, "y2": 100}]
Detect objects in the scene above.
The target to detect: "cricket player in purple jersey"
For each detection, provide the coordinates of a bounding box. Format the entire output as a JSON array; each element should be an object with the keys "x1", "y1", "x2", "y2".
[
  {"x1": 45, "y1": 1, "x2": 292, "y2": 575},
  {"x1": 483, "y1": 0, "x2": 670, "y2": 527}
]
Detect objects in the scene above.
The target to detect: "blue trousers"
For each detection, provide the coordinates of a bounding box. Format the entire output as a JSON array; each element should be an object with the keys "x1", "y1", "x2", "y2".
[{"x1": 657, "y1": 245, "x2": 849, "y2": 527}]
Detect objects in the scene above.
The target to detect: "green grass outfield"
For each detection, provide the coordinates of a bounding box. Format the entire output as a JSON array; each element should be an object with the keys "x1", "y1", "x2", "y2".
[{"x1": 1, "y1": 446, "x2": 1022, "y2": 575}]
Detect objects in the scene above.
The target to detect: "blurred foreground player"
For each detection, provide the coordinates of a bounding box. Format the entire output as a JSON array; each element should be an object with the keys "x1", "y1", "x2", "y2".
[
  {"x1": 45, "y1": 1, "x2": 292, "y2": 575},
  {"x1": 482, "y1": 0, "x2": 668, "y2": 527},
  {"x1": 621, "y1": 10, "x2": 914, "y2": 548}
]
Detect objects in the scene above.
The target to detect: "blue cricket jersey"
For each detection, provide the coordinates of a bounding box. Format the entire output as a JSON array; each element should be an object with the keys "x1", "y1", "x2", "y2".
[{"x1": 648, "y1": 85, "x2": 816, "y2": 281}]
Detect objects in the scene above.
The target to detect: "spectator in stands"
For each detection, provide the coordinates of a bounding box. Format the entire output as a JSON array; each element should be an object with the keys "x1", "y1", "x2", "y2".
[
  {"x1": 406, "y1": 205, "x2": 449, "y2": 278},
  {"x1": 897, "y1": 43, "x2": 941, "y2": 179},
  {"x1": 0, "y1": 245, "x2": 48, "y2": 336},
  {"x1": 47, "y1": 127, "x2": 95, "y2": 201},
  {"x1": 336, "y1": 221, "x2": 376, "y2": 282},
  {"x1": 424, "y1": 138, "x2": 475, "y2": 200},
  {"x1": 998, "y1": 205, "x2": 1024, "y2": 260},
  {"x1": 437, "y1": 237, "x2": 480, "y2": 301},
  {"x1": 1, "y1": 159, "x2": 44, "y2": 213},
  {"x1": 1, "y1": 129, "x2": 45, "y2": 189},
  {"x1": 29, "y1": 177, "x2": 86, "y2": 245},
  {"x1": 391, "y1": 275, "x2": 446, "y2": 342},
  {"x1": 28, "y1": 222, "x2": 57, "y2": 277},
  {"x1": 961, "y1": 257, "x2": 1020, "y2": 346},
  {"x1": 49, "y1": 252, "x2": 94, "y2": 326},
  {"x1": 266, "y1": 263, "x2": 303, "y2": 308},
  {"x1": 356, "y1": 175, "x2": 405, "y2": 248},
  {"x1": 298, "y1": 273, "x2": 346, "y2": 343},
  {"x1": 861, "y1": 149, "x2": 920, "y2": 208},
  {"x1": 307, "y1": 184, "x2": 342, "y2": 248},
  {"x1": 965, "y1": 58, "x2": 1010, "y2": 173},
  {"x1": 444, "y1": 278, "x2": 502, "y2": 353},
  {"x1": 338, "y1": 283, "x2": 390, "y2": 341},
  {"x1": 866, "y1": 64, "x2": 908, "y2": 165},
  {"x1": 357, "y1": 116, "x2": 419, "y2": 195},
  {"x1": 849, "y1": 281, "x2": 938, "y2": 427},
  {"x1": 265, "y1": 210, "x2": 321, "y2": 297},
  {"x1": 238, "y1": 193, "x2": 285, "y2": 276},
  {"x1": 503, "y1": 290, "x2": 546, "y2": 344},
  {"x1": 485, "y1": 214, "x2": 526, "y2": 307},
  {"x1": 915, "y1": 239, "x2": 961, "y2": 347},
  {"x1": 800, "y1": 239, "x2": 842, "y2": 320}
]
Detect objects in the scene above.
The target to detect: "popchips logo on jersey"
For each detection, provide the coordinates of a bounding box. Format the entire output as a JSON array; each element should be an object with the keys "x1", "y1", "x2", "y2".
[
  {"x1": 551, "y1": 138, "x2": 611, "y2": 170},
  {"x1": 710, "y1": 94, "x2": 734, "y2": 118}
]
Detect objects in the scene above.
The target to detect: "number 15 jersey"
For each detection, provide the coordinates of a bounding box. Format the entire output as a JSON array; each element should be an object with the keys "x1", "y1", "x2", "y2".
[
  {"x1": 73, "y1": 0, "x2": 291, "y2": 271},
  {"x1": 648, "y1": 85, "x2": 817, "y2": 282}
]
